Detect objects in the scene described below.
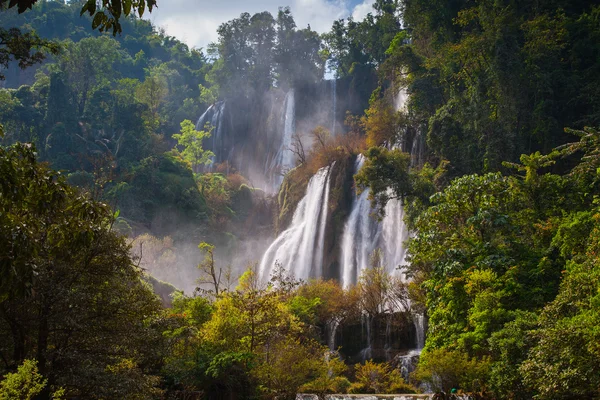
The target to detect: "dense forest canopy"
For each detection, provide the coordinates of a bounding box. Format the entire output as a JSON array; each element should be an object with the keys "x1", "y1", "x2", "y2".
[{"x1": 1, "y1": 0, "x2": 600, "y2": 399}]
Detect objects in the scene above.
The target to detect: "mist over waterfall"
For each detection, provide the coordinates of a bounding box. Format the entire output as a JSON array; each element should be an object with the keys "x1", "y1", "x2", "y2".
[
  {"x1": 259, "y1": 165, "x2": 333, "y2": 281},
  {"x1": 340, "y1": 155, "x2": 382, "y2": 288}
]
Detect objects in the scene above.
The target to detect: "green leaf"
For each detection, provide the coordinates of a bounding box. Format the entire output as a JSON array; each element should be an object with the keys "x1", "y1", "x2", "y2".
[
  {"x1": 92, "y1": 12, "x2": 105, "y2": 30},
  {"x1": 80, "y1": 0, "x2": 96, "y2": 16},
  {"x1": 123, "y1": 0, "x2": 132, "y2": 16}
]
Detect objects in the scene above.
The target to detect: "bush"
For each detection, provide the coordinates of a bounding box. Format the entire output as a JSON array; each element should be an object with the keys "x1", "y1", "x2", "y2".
[
  {"x1": 349, "y1": 360, "x2": 416, "y2": 394},
  {"x1": 412, "y1": 348, "x2": 490, "y2": 394},
  {"x1": 0, "y1": 360, "x2": 47, "y2": 400}
]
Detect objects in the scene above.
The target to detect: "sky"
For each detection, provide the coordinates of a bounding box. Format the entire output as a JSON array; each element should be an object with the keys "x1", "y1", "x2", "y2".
[{"x1": 146, "y1": 0, "x2": 376, "y2": 51}]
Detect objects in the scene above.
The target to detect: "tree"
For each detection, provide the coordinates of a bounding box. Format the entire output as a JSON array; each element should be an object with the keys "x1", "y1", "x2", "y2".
[
  {"x1": 520, "y1": 208, "x2": 600, "y2": 399},
  {"x1": 252, "y1": 337, "x2": 346, "y2": 400},
  {"x1": 196, "y1": 242, "x2": 233, "y2": 297},
  {"x1": 0, "y1": 143, "x2": 163, "y2": 399},
  {"x1": 172, "y1": 119, "x2": 214, "y2": 173},
  {"x1": 0, "y1": 0, "x2": 157, "y2": 35},
  {"x1": 0, "y1": 28, "x2": 57, "y2": 81},
  {"x1": 349, "y1": 360, "x2": 415, "y2": 394},
  {"x1": 354, "y1": 146, "x2": 413, "y2": 217},
  {"x1": 357, "y1": 250, "x2": 409, "y2": 317},
  {"x1": 412, "y1": 348, "x2": 490, "y2": 394},
  {"x1": 53, "y1": 36, "x2": 123, "y2": 115}
]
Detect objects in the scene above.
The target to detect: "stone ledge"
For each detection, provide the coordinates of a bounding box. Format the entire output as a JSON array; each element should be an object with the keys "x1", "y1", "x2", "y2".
[{"x1": 297, "y1": 394, "x2": 432, "y2": 400}]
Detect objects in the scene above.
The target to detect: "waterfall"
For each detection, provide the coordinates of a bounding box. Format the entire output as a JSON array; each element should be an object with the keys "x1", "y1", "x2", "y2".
[
  {"x1": 359, "y1": 313, "x2": 372, "y2": 362},
  {"x1": 259, "y1": 164, "x2": 333, "y2": 281},
  {"x1": 327, "y1": 318, "x2": 340, "y2": 351},
  {"x1": 339, "y1": 155, "x2": 381, "y2": 288},
  {"x1": 384, "y1": 315, "x2": 393, "y2": 361},
  {"x1": 270, "y1": 90, "x2": 296, "y2": 190},
  {"x1": 331, "y1": 79, "x2": 337, "y2": 136},
  {"x1": 395, "y1": 86, "x2": 408, "y2": 112},
  {"x1": 414, "y1": 313, "x2": 425, "y2": 350},
  {"x1": 382, "y1": 196, "x2": 409, "y2": 280},
  {"x1": 380, "y1": 85, "x2": 413, "y2": 279},
  {"x1": 196, "y1": 101, "x2": 226, "y2": 168}
]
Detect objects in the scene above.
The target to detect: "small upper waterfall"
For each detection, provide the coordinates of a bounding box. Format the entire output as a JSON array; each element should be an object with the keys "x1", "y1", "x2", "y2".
[
  {"x1": 340, "y1": 155, "x2": 381, "y2": 288},
  {"x1": 331, "y1": 79, "x2": 337, "y2": 136},
  {"x1": 259, "y1": 164, "x2": 334, "y2": 281},
  {"x1": 395, "y1": 86, "x2": 408, "y2": 112},
  {"x1": 413, "y1": 313, "x2": 425, "y2": 350},
  {"x1": 269, "y1": 90, "x2": 296, "y2": 190},
  {"x1": 196, "y1": 101, "x2": 226, "y2": 167}
]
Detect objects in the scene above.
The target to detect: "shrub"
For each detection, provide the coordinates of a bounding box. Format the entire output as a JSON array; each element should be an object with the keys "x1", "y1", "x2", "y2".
[{"x1": 349, "y1": 360, "x2": 416, "y2": 394}]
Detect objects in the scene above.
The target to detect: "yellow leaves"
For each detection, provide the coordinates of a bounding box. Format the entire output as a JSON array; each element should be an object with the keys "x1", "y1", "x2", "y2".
[
  {"x1": 464, "y1": 268, "x2": 497, "y2": 296},
  {"x1": 364, "y1": 98, "x2": 398, "y2": 147}
]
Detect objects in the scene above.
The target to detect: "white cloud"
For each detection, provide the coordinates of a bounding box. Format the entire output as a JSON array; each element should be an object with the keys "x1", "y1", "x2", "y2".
[
  {"x1": 351, "y1": 0, "x2": 375, "y2": 21},
  {"x1": 146, "y1": 0, "x2": 375, "y2": 51}
]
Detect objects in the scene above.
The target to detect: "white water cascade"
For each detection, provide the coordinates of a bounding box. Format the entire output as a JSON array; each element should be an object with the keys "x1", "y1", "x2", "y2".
[
  {"x1": 399, "y1": 313, "x2": 426, "y2": 381},
  {"x1": 382, "y1": 85, "x2": 411, "y2": 279},
  {"x1": 259, "y1": 164, "x2": 334, "y2": 281},
  {"x1": 196, "y1": 101, "x2": 226, "y2": 168},
  {"x1": 382, "y1": 197, "x2": 410, "y2": 280},
  {"x1": 339, "y1": 155, "x2": 382, "y2": 288}
]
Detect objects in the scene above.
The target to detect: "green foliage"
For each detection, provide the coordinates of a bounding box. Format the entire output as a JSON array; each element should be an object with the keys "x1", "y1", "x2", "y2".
[
  {"x1": 389, "y1": 0, "x2": 600, "y2": 176},
  {"x1": 172, "y1": 119, "x2": 214, "y2": 172},
  {"x1": 324, "y1": 1, "x2": 401, "y2": 77},
  {"x1": 0, "y1": 0, "x2": 211, "y2": 237},
  {"x1": 488, "y1": 311, "x2": 538, "y2": 399},
  {"x1": 253, "y1": 337, "x2": 346, "y2": 400},
  {"x1": 520, "y1": 210, "x2": 600, "y2": 399},
  {"x1": 0, "y1": 143, "x2": 163, "y2": 398},
  {"x1": 108, "y1": 152, "x2": 208, "y2": 237},
  {"x1": 354, "y1": 146, "x2": 412, "y2": 216},
  {"x1": 405, "y1": 128, "x2": 600, "y2": 398},
  {"x1": 0, "y1": 27, "x2": 58, "y2": 80},
  {"x1": 413, "y1": 348, "x2": 490, "y2": 394},
  {"x1": 0, "y1": 360, "x2": 47, "y2": 400}
]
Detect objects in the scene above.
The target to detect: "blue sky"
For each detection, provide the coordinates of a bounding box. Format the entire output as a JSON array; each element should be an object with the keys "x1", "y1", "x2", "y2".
[{"x1": 147, "y1": 0, "x2": 376, "y2": 51}]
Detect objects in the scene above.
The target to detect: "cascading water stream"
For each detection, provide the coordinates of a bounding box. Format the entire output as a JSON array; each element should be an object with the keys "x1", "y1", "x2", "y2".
[
  {"x1": 382, "y1": 196, "x2": 409, "y2": 280},
  {"x1": 259, "y1": 164, "x2": 334, "y2": 281},
  {"x1": 327, "y1": 318, "x2": 340, "y2": 351},
  {"x1": 339, "y1": 155, "x2": 382, "y2": 288},
  {"x1": 380, "y1": 85, "x2": 411, "y2": 279},
  {"x1": 196, "y1": 101, "x2": 226, "y2": 168},
  {"x1": 360, "y1": 313, "x2": 372, "y2": 362}
]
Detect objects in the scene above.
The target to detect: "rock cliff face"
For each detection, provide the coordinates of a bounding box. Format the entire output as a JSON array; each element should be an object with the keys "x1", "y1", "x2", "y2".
[{"x1": 336, "y1": 313, "x2": 420, "y2": 363}]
